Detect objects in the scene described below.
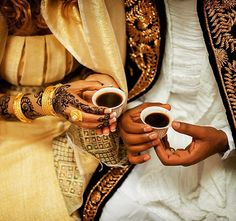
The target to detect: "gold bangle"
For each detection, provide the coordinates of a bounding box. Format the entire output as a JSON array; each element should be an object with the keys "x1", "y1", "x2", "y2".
[
  {"x1": 13, "y1": 93, "x2": 32, "y2": 123},
  {"x1": 42, "y1": 83, "x2": 62, "y2": 116}
]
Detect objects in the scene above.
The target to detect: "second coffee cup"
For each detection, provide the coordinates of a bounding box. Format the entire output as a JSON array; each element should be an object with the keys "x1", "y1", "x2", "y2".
[{"x1": 140, "y1": 106, "x2": 173, "y2": 138}]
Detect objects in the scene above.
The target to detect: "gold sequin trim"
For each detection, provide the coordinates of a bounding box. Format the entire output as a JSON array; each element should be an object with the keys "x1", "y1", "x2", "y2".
[
  {"x1": 204, "y1": 0, "x2": 236, "y2": 128},
  {"x1": 82, "y1": 166, "x2": 132, "y2": 221},
  {"x1": 125, "y1": 0, "x2": 161, "y2": 100}
]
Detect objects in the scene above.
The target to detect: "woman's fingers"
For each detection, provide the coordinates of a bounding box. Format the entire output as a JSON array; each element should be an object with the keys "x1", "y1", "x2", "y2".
[
  {"x1": 65, "y1": 107, "x2": 116, "y2": 129},
  {"x1": 109, "y1": 122, "x2": 117, "y2": 132},
  {"x1": 95, "y1": 122, "x2": 117, "y2": 136},
  {"x1": 53, "y1": 84, "x2": 111, "y2": 116},
  {"x1": 69, "y1": 80, "x2": 104, "y2": 92},
  {"x1": 81, "y1": 90, "x2": 95, "y2": 103},
  {"x1": 74, "y1": 118, "x2": 116, "y2": 129}
]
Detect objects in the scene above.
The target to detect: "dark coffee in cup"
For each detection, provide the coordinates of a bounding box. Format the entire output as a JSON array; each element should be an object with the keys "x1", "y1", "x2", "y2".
[
  {"x1": 144, "y1": 112, "x2": 170, "y2": 128},
  {"x1": 96, "y1": 92, "x2": 123, "y2": 108}
]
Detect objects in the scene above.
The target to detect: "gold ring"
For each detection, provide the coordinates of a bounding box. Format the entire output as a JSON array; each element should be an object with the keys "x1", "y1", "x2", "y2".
[{"x1": 70, "y1": 110, "x2": 83, "y2": 122}]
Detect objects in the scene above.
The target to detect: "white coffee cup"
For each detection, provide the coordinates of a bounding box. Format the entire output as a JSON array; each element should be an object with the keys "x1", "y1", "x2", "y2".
[
  {"x1": 140, "y1": 106, "x2": 173, "y2": 138},
  {"x1": 92, "y1": 87, "x2": 126, "y2": 117}
]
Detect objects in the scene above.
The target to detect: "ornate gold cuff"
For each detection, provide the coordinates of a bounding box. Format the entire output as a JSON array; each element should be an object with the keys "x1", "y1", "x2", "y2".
[
  {"x1": 13, "y1": 93, "x2": 32, "y2": 123},
  {"x1": 42, "y1": 83, "x2": 62, "y2": 116}
]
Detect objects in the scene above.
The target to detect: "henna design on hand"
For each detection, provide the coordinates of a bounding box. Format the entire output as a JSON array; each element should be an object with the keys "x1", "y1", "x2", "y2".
[
  {"x1": 52, "y1": 85, "x2": 74, "y2": 119},
  {"x1": 34, "y1": 90, "x2": 43, "y2": 106},
  {"x1": 21, "y1": 95, "x2": 42, "y2": 119},
  {"x1": 0, "y1": 95, "x2": 16, "y2": 120},
  {"x1": 97, "y1": 114, "x2": 110, "y2": 122},
  {"x1": 75, "y1": 102, "x2": 104, "y2": 115},
  {"x1": 97, "y1": 120, "x2": 110, "y2": 129},
  {"x1": 52, "y1": 84, "x2": 106, "y2": 120}
]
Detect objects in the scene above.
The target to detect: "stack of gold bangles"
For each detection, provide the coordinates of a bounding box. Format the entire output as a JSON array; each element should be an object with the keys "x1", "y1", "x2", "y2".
[{"x1": 13, "y1": 83, "x2": 62, "y2": 123}]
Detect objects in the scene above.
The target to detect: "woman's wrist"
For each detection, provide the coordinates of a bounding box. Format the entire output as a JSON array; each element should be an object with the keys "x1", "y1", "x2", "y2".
[
  {"x1": 0, "y1": 94, "x2": 16, "y2": 120},
  {"x1": 12, "y1": 93, "x2": 43, "y2": 122},
  {"x1": 9, "y1": 84, "x2": 64, "y2": 121},
  {"x1": 0, "y1": 90, "x2": 44, "y2": 122}
]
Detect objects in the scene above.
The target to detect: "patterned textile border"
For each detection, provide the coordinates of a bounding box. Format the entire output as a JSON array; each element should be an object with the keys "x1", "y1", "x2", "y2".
[
  {"x1": 126, "y1": 0, "x2": 166, "y2": 101},
  {"x1": 197, "y1": 0, "x2": 236, "y2": 142},
  {"x1": 80, "y1": 165, "x2": 134, "y2": 221}
]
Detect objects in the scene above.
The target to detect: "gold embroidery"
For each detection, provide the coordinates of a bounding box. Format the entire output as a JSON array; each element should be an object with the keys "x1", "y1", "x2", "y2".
[
  {"x1": 204, "y1": 0, "x2": 236, "y2": 127},
  {"x1": 125, "y1": 0, "x2": 161, "y2": 100},
  {"x1": 214, "y1": 48, "x2": 229, "y2": 69},
  {"x1": 206, "y1": 1, "x2": 236, "y2": 53},
  {"x1": 82, "y1": 166, "x2": 132, "y2": 221}
]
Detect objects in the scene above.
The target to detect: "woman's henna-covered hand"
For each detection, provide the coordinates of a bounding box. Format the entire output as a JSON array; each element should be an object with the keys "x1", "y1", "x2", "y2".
[
  {"x1": 0, "y1": 79, "x2": 116, "y2": 130},
  {"x1": 84, "y1": 73, "x2": 120, "y2": 135},
  {"x1": 52, "y1": 82, "x2": 115, "y2": 130}
]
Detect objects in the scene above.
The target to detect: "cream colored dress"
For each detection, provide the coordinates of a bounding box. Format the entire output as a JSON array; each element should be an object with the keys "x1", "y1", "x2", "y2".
[{"x1": 0, "y1": 1, "x2": 127, "y2": 220}]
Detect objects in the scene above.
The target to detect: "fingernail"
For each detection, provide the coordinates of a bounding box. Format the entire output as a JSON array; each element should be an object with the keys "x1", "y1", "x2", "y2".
[
  {"x1": 144, "y1": 155, "x2": 151, "y2": 161},
  {"x1": 144, "y1": 126, "x2": 153, "y2": 132},
  {"x1": 110, "y1": 112, "x2": 117, "y2": 118},
  {"x1": 104, "y1": 108, "x2": 112, "y2": 114},
  {"x1": 103, "y1": 84, "x2": 113, "y2": 87},
  {"x1": 110, "y1": 117, "x2": 117, "y2": 123},
  {"x1": 149, "y1": 133, "x2": 158, "y2": 140},
  {"x1": 111, "y1": 128, "x2": 116, "y2": 132},
  {"x1": 172, "y1": 121, "x2": 180, "y2": 129}
]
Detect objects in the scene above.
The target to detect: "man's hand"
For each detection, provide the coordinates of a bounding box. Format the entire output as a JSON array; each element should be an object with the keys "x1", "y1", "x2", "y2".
[
  {"x1": 119, "y1": 102, "x2": 171, "y2": 164},
  {"x1": 155, "y1": 121, "x2": 229, "y2": 166}
]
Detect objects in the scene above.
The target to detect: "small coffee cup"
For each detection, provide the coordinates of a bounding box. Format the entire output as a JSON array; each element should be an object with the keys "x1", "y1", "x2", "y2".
[
  {"x1": 92, "y1": 87, "x2": 126, "y2": 117},
  {"x1": 140, "y1": 106, "x2": 173, "y2": 138}
]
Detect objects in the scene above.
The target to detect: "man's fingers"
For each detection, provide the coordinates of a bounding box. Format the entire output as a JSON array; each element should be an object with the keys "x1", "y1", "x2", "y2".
[
  {"x1": 126, "y1": 141, "x2": 157, "y2": 154},
  {"x1": 172, "y1": 121, "x2": 207, "y2": 139},
  {"x1": 155, "y1": 139, "x2": 199, "y2": 166},
  {"x1": 127, "y1": 152, "x2": 151, "y2": 164},
  {"x1": 121, "y1": 119, "x2": 153, "y2": 134},
  {"x1": 120, "y1": 128, "x2": 159, "y2": 145},
  {"x1": 154, "y1": 139, "x2": 184, "y2": 166}
]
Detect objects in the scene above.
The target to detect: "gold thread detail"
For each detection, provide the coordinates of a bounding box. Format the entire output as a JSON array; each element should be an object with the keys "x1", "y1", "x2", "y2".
[
  {"x1": 125, "y1": 0, "x2": 161, "y2": 100},
  {"x1": 204, "y1": 0, "x2": 236, "y2": 128},
  {"x1": 13, "y1": 93, "x2": 32, "y2": 123},
  {"x1": 82, "y1": 166, "x2": 132, "y2": 221}
]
